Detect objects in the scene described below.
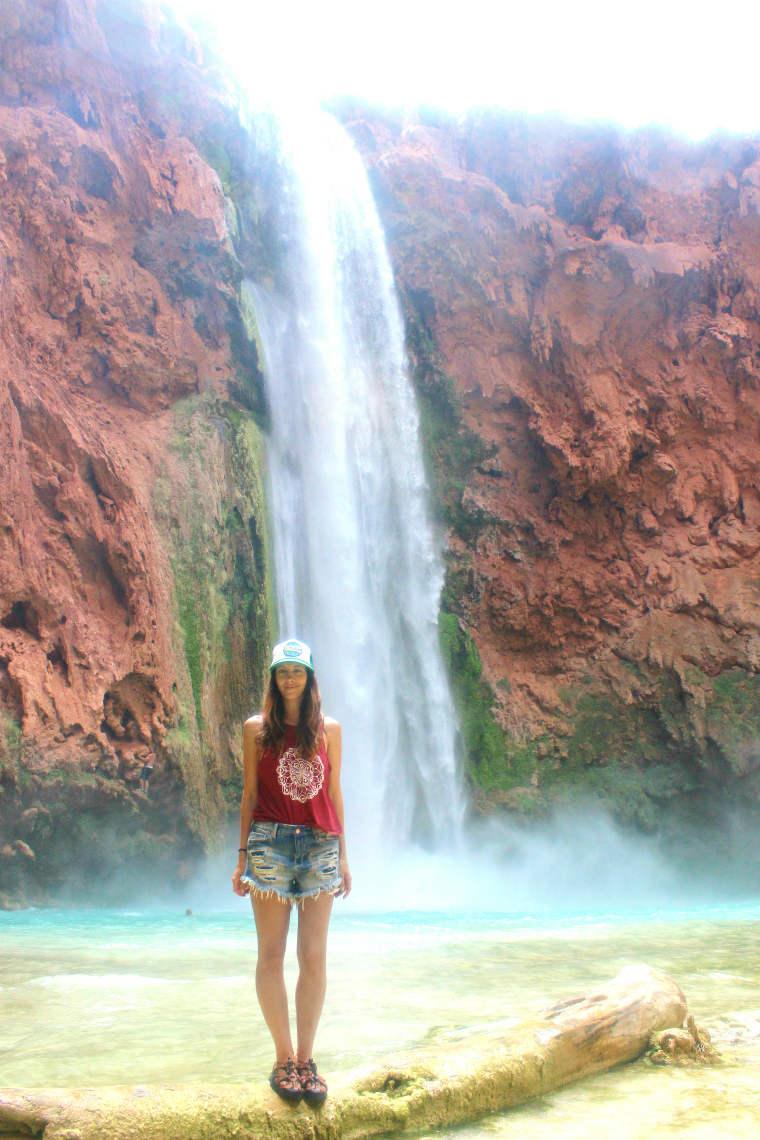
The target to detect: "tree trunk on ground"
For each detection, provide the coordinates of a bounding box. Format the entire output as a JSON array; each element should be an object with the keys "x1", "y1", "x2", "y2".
[{"x1": 0, "y1": 964, "x2": 687, "y2": 1140}]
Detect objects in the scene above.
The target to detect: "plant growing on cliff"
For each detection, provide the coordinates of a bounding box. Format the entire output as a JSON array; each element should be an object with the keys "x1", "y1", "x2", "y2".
[
  {"x1": 404, "y1": 294, "x2": 493, "y2": 544},
  {"x1": 0, "y1": 712, "x2": 21, "y2": 782},
  {"x1": 164, "y1": 395, "x2": 271, "y2": 744},
  {"x1": 439, "y1": 613, "x2": 537, "y2": 792},
  {"x1": 705, "y1": 668, "x2": 760, "y2": 773}
]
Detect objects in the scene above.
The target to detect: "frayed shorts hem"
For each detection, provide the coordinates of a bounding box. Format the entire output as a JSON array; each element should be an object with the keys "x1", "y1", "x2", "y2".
[{"x1": 239, "y1": 876, "x2": 340, "y2": 908}]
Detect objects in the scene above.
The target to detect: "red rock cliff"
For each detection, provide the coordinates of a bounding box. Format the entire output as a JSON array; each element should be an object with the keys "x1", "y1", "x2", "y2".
[
  {"x1": 0, "y1": 0, "x2": 271, "y2": 905},
  {"x1": 342, "y1": 108, "x2": 760, "y2": 831},
  {"x1": 3, "y1": 1, "x2": 760, "y2": 903}
]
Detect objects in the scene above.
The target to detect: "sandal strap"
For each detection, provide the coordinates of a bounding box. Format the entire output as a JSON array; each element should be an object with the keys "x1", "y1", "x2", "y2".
[
  {"x1": 271, "y1": 1059, "x2": 301, "y2": 1089},
  {"x1": 297, "y1": 1058, "x2": 327, "y2": 1091}
]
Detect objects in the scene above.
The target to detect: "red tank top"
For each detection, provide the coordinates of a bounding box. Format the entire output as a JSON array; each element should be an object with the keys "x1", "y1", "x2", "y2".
[{"x1": 252, "y1": 724, "x2": 342, "y2": 835}]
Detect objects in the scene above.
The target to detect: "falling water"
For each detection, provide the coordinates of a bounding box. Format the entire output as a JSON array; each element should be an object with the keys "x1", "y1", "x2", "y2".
[{"x1": 245, "y1": 105, "x2": 461, "y2": 856}]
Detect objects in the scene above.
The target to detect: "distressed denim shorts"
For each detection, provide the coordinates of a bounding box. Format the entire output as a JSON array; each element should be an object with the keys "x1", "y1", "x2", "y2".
[{"x1": 240, "y1": 821, "x2": 341, "y2": 904}]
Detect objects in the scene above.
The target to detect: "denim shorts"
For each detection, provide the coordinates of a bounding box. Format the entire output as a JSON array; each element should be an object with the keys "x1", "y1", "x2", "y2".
[{"x1": 240, "y1": 821, "x2": 341, "y2": 904}]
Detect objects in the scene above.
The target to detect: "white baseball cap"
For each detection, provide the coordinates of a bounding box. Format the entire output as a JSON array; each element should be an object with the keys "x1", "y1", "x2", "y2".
[{"x1": 269, "y1": 639, "x2": 314, "y2": 672}]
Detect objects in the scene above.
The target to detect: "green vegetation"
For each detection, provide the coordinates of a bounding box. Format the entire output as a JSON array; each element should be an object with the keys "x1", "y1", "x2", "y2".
[
  {"x1": 0, "y1": 711, "x2": 21, "y2": 780},
  {"x1": 176, "y1": 566, "x2": 209, "y2": 732},
  {"x1": 0, "y1": 710, "x2": 21, "y2": 758},
  {"x1": 164, "y1": 723, "x2": 195, "y2": 766},
  {"x1": 145, "y1": 369, "x2": 274, "y2": 854},
  {"x1": 540, "y1": 687, "x2": 696, "y2": 828},
  {"x1": 405, "y1": 298, "x2": 493, "y2": 543},
  {"x1": 705, "y1": 668, "x2": 760, "y2": 772},
  {"x1": 226, "y1": 292, "x2": 269, "y2": 426},
  {"x1": 406, "y1": 292, "x2": 535, "y2": 798},
  {"x1": 222, "y1": 401, "x2": 276, "y2": 697},
  {"x1": 35, "y1": 802, "x2": 202, "y2": 901},
  {"x1": 163, "y1": 393, "x2": 272, "y2": 748},
  {"x1": 406, "y1": 293, "x2": 525, "y2": 793},
  {"x1": 558, "y1": 667, "x2": 760, "y2": 789},
  {"x1": 194, "y1": 131, "x2": 239, "y2": 198},
  {"x1": 547, "y1": 758, "x2": 691, "y2": 831},
  {"x1": 436, "y1": 600, "x2": 760, "y2": 828},
  {"x1": 166, "y1": 405, "x2": 226, "y2": 734},
  {"x1": 406, "y1": 293, "x2": 528, "y2": 796},
  {"x1": 563, "y1": 692, "x2": 674, "y2": 770},
  {"x1": 439, "y1": 614, "x2": 536, "y2": 790},
  {"x1": 220, "y1": 774, "x2": 245, "y2": 808}
]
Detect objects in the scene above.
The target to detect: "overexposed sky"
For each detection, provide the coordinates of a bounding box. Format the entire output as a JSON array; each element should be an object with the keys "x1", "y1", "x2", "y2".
[{"x1": 177, "y1": 0, "x2": 760, "y2": 139}]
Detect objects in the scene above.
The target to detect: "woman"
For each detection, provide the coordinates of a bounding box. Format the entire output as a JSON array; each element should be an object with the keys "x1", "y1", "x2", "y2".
[{"x1": 232, "y1": 638, "x2": 351, "y2": 1105}]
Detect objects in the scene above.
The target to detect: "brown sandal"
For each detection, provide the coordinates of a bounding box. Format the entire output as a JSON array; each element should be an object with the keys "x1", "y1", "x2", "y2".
[
  {"x1": 270, "y1": 1059, "x2": 303, "y2": 1103},
  {"x1": 297, "y1": 1057, "x2": 328, "y2": 1104}
]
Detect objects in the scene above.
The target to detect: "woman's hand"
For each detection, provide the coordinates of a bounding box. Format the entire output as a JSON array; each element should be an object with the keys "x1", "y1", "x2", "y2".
[
  {"x1": 232, "y1": 853, "x2": 249, "y2": 897},
  {"x1": 337, "y1": 857, "x2": 352, "y2": 898}
]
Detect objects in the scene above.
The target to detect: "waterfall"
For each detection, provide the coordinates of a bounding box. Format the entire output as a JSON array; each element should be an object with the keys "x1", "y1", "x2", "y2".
[{"x1": 245, "y1": 105, "x2": 462, "y2": 857}]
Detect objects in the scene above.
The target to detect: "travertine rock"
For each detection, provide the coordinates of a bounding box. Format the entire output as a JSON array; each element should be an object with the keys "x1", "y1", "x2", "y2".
[
  {"x1": 0, "y1": 964, "x2": 687, "y2": 1139},
  {"x1": 648, "y1": 1013, "x2": 720, "y2": 1065}
]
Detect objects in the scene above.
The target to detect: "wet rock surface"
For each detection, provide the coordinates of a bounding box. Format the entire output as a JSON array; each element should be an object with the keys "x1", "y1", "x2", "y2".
[
  {"x1": 342, "y1": 106, "x2": 760, "y2": 840},
  {"x1": 647, "y1": 1014, "x2": 720, "y2": 1065}
]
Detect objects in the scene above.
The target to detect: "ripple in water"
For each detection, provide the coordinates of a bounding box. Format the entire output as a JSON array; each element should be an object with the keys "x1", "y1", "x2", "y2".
[{"x1": 2, "y1": 902, "x2": 759, "y2": 1140}]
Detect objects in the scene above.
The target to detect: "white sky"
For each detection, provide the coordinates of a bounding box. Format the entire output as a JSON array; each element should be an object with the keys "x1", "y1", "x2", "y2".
[{"x1": 177, "y1": 0, "x2": 760, "y2": 139}]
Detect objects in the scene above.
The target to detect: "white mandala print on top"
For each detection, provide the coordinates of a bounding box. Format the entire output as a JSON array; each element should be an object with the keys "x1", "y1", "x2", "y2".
[{"x1": 276, "y1": 748, "x2": 325, "y2": 803}]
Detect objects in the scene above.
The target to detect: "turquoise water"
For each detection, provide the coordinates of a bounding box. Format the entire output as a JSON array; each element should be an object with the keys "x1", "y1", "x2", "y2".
[{"x1": 1, "y1": 905, "x2": 759, "y2": 1136}]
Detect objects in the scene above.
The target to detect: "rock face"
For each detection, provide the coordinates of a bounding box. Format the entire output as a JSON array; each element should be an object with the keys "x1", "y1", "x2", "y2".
[
  {"x1": 0, "y1": 0, "x2": 272, "y2": 905},
  {"x1": 342, "y1": 108, "x2": 760, "y2": 837},
  {"x1": 4, "y1": 2, "x2": 760, "y2": 902},
  {"x1": 648, "y1": 1013, "x2": 719, "y2": 1066}
]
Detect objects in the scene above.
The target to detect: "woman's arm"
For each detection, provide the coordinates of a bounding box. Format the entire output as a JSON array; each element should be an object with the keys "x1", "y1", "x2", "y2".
[
  {"x1": 232, "y1": 715, "x2": 263, "y2": 896},
  {"x1": 325, "y1": 717, "x2": 351, "y2": 898}
]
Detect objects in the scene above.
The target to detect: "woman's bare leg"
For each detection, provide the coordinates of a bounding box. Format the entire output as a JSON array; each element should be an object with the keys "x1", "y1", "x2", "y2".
[
  {"x1": 295, "y1": 892, "x2": 334, "y2": 1062},
  {"x1": 252, "y1": 894, "x2": 293, "y2": 1062}
]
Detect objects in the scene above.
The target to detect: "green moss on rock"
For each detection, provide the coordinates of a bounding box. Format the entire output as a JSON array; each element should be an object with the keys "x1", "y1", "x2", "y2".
[
  {"x1": 0, "y1": 712, "x2": 21, "y2": 781},
  {"x1": 705, "y1": 668, "x2": 760, "y2": 772},
  {"x1": 226, "y1": 292, "x2": 269, "y2": 427},
  {"x1": 405, "y1": 295, "x2": 492, "y2": 543},
  {"x1": 165, "y1": 394, "x2": 271, "y2": 738},
  {"x1": 439, "y1": 614, "x2": 536, "y2": 791},
  {"x1": 536, "y1": 683, "x2": 706, "y2": 829}
]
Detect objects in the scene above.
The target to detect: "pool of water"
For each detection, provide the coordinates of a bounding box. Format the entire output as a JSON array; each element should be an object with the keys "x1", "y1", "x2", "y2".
[{"x1": 1, "y1": 904, "x2": 758, "y2": 1137}]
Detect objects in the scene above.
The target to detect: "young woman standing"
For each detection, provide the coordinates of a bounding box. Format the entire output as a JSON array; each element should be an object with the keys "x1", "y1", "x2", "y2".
[{"x1": 232, "y1": 639, "x2": 351, "y2": 1104}]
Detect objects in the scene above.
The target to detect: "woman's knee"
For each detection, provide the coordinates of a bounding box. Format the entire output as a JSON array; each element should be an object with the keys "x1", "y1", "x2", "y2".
[
  {"x1": 297, "y1": 940, "x2": 326, "y2": 975},
  {"x1": 257, "y1": 942, "x2": 287, "y2": 972}
]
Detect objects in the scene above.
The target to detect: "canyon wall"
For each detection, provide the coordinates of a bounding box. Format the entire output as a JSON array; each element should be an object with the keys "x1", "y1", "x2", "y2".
[
  {"x1": 2, "y1": 0, "x2": 760, "y2": 904},
  {"x1": 340, "y1": 106, "x2": 760, "y2": 838},
  {"x1": 0, "y1": 0, "x2": 273, "y2": 906}
]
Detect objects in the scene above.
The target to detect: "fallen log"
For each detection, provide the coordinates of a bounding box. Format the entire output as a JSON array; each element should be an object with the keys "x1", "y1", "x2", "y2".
[{"x1": 0, "y1": 964, "x2": 687, "y2": 1140}]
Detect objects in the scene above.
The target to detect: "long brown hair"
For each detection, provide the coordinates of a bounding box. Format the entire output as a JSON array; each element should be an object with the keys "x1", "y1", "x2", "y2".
[{"x1": 260, "y1": 669, "x2": 323, "y2": 758}]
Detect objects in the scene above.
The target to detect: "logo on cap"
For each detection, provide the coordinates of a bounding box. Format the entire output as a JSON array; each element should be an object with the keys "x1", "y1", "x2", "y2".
[{"x1": 283, "y1": 641, "x2": 302, "y2": 657}]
